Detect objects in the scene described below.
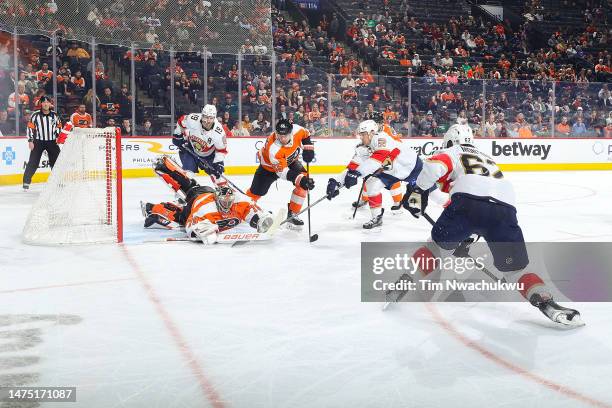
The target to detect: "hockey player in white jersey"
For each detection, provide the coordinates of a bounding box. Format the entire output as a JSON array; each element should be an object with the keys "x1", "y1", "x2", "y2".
[
  {"x1": 173, "y1": 104, "x2": 228, "y2": 185},
  {"x1": 402, "y1": 122, "x2": 584, "y2": 327},
  {"x1": 326, "y1": 120, "x2": 424, "y2": 229},
  {"x1": 350, "y1": 111, "x2": 405, "y2": 212}
]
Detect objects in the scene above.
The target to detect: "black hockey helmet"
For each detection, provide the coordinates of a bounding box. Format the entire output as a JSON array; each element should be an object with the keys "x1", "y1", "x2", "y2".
[
  {"x1": 368, "y1": 111, "x2": 384, "y2": 124},
  {"x1": 275, "y1": 119, "x2": 292, "y2": 136}
]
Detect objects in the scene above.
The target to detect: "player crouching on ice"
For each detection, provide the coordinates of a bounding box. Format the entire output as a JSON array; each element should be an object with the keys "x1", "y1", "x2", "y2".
[
  {"x1": 351, "y1": 111, "x2": 404, "y2": 212},
  {"x1": 326, "y1": 120, "x2": 425, "y2": 229},
  {"x1": 246, "y1": 119, "x2": 316, "y2": 229},
  {"x1": 402, "y1": 123, "x2": 584, "y2": 327},
  {"x1": 142, "y1": 156, "x2": 275, "y2": 244}
]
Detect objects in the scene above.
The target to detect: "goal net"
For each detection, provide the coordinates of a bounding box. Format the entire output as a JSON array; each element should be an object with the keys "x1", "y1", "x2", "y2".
[{"x1": 23, "y1": 127, "x2": 123, "y2": 245}]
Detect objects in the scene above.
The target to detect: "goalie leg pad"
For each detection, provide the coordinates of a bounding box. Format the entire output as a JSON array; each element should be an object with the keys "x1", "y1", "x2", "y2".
[
  {"x1": 154, "y1": 155, "x2": 197, "y2": 195},
  {"x1": 144, "y1": 202, "x2": 184, "y2": 229}
]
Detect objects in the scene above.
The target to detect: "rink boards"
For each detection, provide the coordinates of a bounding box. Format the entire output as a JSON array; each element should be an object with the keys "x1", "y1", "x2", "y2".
[{"x1": 2, "y1": 136, "x2": 612, "y2": 185}]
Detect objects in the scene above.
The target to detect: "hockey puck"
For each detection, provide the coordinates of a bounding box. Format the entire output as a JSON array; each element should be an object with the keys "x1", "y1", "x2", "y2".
[{"x1": 309, "y1": 234, "x2": 319, "y2": 243}]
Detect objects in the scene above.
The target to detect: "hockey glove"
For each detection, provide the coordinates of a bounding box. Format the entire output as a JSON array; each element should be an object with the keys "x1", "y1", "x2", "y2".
[
  {"x1": 296, "y1": 174, "x2": 315, "y2": 190},
  {"x1": 188, "y1": 220, "x2": 219, "y2": 245},
  {"x1": 402, "y1": 185, "x2": 429, "y2": 218},
  {"x1": 302, "y1": 146, "x2": 315, "y2": 163},
  {"x1": 250, "y1": 212, "x2": 275, "y2": 233},
  {"x1": 343, "y1": 170, "x2": 360, "y2": 189},
  {"x1": 326, "y1": 178, "x2": 341, "y2": 200},
  {"x1": 208, "y1": 161, "x2": 225, "y2": 178}
]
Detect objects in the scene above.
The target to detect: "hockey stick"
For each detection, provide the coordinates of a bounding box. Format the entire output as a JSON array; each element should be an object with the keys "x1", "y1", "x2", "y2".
[
  {"x1": 181, "y1": 145, "x2": 249, "y2": 196},
  {"x1": 306, "y1": 163, "x2": 318, "y2": 243},
  {"x1": 381, "y1": 211, "x2": 503, "y2": 311},
  {"x1": 155, "y1": 208, "x2": 287, "y2": 245},
  {"x1": 352, "y1": 174, "x2": 371, "y2": 220},
  {"x1": 280, "y1": 194, "x2": 329, "y2": 226},
  {"x1": 421, "y1": 211, "x2": 504, "y2": 283}
]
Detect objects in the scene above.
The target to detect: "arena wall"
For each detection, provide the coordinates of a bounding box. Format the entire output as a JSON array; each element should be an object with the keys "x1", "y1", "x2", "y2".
[{"x1": 2, "y1": 136, "x2": 612, "y2": 185}]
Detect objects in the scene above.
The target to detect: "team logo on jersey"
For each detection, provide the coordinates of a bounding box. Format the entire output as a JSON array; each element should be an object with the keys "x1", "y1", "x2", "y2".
[
  {"x1": 377, "y1": 138, "x2": 386, "y2": 147},
  {"x1": 189, "y1": 135, "x2": 209, "y2": 153},
  {"x1": 286, "y1": 148, "x2": 301, "y2": 164},
  {"x1": 216, "y1": 217, "x2": 241, "y2": 231}
]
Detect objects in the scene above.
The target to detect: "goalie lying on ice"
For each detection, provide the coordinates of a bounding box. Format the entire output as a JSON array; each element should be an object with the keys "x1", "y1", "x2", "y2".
[{"x1": 142, "y1": 156, "x2": 274, "y2": 243}]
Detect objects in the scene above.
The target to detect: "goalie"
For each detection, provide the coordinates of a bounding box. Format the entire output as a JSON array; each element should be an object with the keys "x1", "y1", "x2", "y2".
[{"x1": 142, "y1": 156, "x2": 275, "y2": 244}]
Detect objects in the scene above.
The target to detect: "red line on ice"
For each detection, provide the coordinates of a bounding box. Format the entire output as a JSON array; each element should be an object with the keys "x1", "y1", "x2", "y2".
[
  {"x1": 121, "y1": 245, "x2": 225, "y2": 408},
  {"x1": 426, "y1": 304, "x2": 611, "y2": 408}
]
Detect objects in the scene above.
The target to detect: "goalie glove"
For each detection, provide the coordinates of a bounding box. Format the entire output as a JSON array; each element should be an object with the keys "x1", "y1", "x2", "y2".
[
  {"x1": 402, "y1": 185, "x2": 429, "y2": 218},
  {"x1": 187, "y1": 219, "x2": 219, "y2": 244},
  {"x1": 250, "y1": 212, "x2": 275, "y2": 233}
]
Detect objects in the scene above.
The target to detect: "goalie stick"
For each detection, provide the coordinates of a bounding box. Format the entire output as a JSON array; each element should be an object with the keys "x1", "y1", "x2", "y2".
[{"x1": 156, "y1": 207, "x2": 287, "y2": 245}]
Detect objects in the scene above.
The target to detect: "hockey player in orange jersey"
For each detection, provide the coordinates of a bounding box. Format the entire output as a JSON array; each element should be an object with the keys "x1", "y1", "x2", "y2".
[
  {"x1": 246, "y1": 119, "x2": 316, "y2": 228},
  {"x1": 142, "y1": 156, "x2": 274, "y2": 244}
]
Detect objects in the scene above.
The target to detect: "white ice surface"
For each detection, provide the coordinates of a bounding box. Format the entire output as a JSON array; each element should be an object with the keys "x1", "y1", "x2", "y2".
[{"x1": 1, "y1": 171, "x2": 612, "y2": 408}]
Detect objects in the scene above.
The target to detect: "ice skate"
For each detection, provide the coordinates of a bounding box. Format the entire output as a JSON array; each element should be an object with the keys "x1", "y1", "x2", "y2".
[
  {"x1": 363, "y1": 209, "x2": 384, "y2": 229},
  {"x1": 530, "y1": 293, "x2": 585, "y2": 327}
]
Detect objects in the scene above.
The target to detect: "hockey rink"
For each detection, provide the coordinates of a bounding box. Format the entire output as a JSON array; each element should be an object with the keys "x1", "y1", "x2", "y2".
[{"x1": 2, "y1": 170, "x2": 612, "y2": 408}]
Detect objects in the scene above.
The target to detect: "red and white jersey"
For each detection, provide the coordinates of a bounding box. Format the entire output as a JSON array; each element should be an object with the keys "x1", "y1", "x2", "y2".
[
  {"x1": 416, "y1": 144, "x2": 516, "y2": 206},
  {"x1": 354, "y1": 131, "x2": 419, "y2": 180},
  {"x1": 175, "y1": 113, "x2": 228, "y2": 162}
]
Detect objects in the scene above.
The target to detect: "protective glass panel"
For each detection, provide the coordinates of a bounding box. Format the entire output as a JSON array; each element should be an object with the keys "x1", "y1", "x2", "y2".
[
  {"x1": 208, "y1": 54, "x2": 239, "y2": 134},
  {"x1": 1, "y1": 0, "x2": 272, "y2": 53},
  {"x1": 240, "y1": 54, "x2": 272, "y2": 137},
  {"x1": 0, "y1": 30, "x2": 17, "y2": 136}
]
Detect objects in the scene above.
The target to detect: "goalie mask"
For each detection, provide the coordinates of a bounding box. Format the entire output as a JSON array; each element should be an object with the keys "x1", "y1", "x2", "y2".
[
  {"x1": 443, "y1": 123, "x2": 474, "y2": 148},
  {"x1": 215, "y1": 186, "x2": 235, "y2": 213}
]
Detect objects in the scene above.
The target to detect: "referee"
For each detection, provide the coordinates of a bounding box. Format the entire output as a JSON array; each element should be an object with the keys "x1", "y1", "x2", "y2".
[{"x1": 23, "y1": 96, "x2": 62, "y2": 190}]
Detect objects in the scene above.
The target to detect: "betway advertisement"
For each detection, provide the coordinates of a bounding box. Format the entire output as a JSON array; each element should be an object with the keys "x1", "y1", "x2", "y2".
[{"x1": 2, "y1": 137, "x2": 612, "y2": 184}]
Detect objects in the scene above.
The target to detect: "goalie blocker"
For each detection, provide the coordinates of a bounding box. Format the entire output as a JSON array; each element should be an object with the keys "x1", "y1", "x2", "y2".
[{"x1": 143, "y1": 156, "x2": 274, "y2": 244}]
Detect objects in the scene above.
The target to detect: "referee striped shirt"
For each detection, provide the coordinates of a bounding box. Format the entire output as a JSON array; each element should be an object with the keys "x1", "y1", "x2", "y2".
[{"x1": 27, "y1": 110, "x2": 62, "y2": 142}]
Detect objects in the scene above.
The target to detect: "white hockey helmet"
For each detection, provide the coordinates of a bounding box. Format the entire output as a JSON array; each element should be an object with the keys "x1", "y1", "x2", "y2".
[
  {"x1": 443, "y1": 123, "x2": 474, "y2": 148},
  {"x1": 357, "y1": 120, "x2": 378, "y2": 136},
  {"x1": 201, "y1": 104, "x2": 217, "y2": 119}
]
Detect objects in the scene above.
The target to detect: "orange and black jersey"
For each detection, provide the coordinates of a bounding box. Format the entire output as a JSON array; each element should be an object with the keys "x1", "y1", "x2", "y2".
[
  {"x1": 70, "y1": 112, "x2": 93, "y2": 128},
  {"x1": 186, "y1": 191, "x2": 256, "y2": 232},
  {"x1": 258, "y1": 124, "x2": 312, "y2": 175}
]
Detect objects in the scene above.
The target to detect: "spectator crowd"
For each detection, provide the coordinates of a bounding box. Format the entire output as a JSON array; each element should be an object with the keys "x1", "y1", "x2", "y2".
[{"x1": 0, "y1": 0, "x2": 610, "y2": 138}]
